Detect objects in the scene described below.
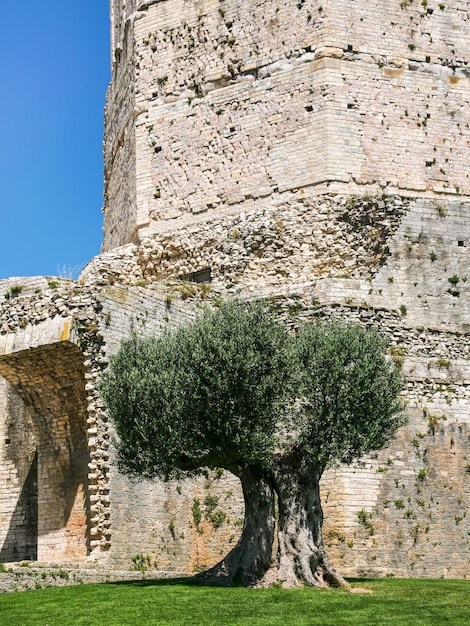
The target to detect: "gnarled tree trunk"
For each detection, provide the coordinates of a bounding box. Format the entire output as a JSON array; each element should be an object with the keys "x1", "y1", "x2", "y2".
[
  {"x1": 259, "y1": 462, "x2": 349, "y2": 589},
  {"x1": 199, "y1": 466, "x2": 275, "y2": 586}
]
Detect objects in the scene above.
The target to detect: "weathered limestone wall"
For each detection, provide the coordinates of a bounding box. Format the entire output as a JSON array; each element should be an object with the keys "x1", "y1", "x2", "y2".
[
  {"x1": 259, "y1": 291, "x2": 470, "y2": 579},
  {"x1": 103, "y1": 0, "x2": 470, "y2": 250},
  {"x1": 104, "y1": 14, "x2": 138, "y2": 247},
  {"x1": 1, "y1": 0, "x2": 469, "y2": 581},
  {"x1": 110, "y1": 0, "x2": 139, "y2": 58},
  {"x1": 1, "y1": 248, "x2": 469, "y2": 577},
  {"x1": 94, "y1": 284, "x2": 245, "y2": 570},
  {"x1": 0, "y1": 278, "x2": 245, "y2": 572},
  {"x1": 86, "y1": 194, "x2": 470, "y2": 326}
]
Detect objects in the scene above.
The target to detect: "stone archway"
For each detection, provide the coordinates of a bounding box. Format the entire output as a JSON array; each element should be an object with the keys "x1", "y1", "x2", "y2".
[{"x1": 0, "y1": 324, "x2": 90, "y2": 563}]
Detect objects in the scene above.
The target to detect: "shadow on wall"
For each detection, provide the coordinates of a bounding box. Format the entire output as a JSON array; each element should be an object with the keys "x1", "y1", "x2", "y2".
[
  {"x1": 0, "y1": 451, "x2": 38, "y2": 562},
  {"x1": 0, "y1": 343, "x2": 91, "y2": 562}
]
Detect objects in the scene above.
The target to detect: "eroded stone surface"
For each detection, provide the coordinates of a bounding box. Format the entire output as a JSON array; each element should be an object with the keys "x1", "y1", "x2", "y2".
[{"x1": 1, "y1": 0, "x2": 469, "y2": 581}]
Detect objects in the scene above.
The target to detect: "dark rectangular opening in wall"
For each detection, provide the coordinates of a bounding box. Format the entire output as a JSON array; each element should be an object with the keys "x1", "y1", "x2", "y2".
[
  {"x1": 458, "y1": 240, "x2": 465, "y2": 247},
  {"x1": 180, "y1": 268, "x2": 212, "y2": 283}
]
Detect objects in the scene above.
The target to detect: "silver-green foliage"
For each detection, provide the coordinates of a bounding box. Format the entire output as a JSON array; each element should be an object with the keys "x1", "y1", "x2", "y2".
[
  {"x1": 100, "y1": 302, "x2": 404, "y2": 479},
  {"x1": 100, "y1": 301, "x2": 293, "y2": 479},
  {"x1": 293, "y1": 321, "x2": 405, "y2": 470}
]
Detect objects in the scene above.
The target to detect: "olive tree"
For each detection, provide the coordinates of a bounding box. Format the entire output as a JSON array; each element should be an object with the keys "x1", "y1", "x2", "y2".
[
  {"x1": 261, "y1": 321, "x2": 405, "y2": 588},
  {"x1": 100, "y1": 301, "x2": 293, "y2": 585},
  {"x1": 100, "y1": 301, "x2": 404, "y2": 588}
]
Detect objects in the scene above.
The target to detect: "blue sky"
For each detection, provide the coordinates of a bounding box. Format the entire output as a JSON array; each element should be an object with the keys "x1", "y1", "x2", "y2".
[{"x1": 0, "y1": 2, "x2": 111, "y2": 279}]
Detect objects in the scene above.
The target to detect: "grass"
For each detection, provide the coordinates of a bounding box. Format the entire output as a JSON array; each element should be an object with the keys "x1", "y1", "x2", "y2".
[{"x1": 0, "y1": 577, "x2": 468, "y2": 625}]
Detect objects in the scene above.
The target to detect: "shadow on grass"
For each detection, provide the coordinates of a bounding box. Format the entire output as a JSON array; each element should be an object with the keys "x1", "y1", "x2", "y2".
[
  {"x1": 345, "y1": 577, "x2": 376, "y2": 584},
  {"x1": 107, "y1": 575, "x2": 378, "y2": 590},
  {"x1": 107, "y1": 576, "x2": 204, "y2": 589}
]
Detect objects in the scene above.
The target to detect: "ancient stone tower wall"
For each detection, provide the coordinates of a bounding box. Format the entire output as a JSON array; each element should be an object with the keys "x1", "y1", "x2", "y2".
[
  {"x1": 103, "y1": 0, "x2": 469, "y2": 253},
  {"x1": 1, "y1": 0, "x2": 469, "y2": 579},
  {"x1": 98, "y1": 0, "x2": 470, "y2": 579}
]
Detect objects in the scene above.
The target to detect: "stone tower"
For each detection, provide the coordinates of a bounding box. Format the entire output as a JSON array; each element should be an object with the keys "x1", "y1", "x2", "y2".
[
  {"x1": 99, "y1": 0, "x2": 470, "y2": 578},
  {"x1": 103, "y1": 1, "x2": 469, "y2": 273},
  {"x1": 0, "y1": 0, "x2": 469, "y2": 579}
]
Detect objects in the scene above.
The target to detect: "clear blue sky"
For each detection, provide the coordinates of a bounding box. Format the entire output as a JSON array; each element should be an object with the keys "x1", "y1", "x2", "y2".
[{"x1": 0, "y1": 2, "x2": 111, "y2": 279}]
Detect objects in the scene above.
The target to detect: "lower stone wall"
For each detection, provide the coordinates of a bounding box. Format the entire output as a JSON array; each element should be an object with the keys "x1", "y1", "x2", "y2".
[
  {"x1": 1, "y1": 228, "x2": 469, "y2": 579},
  {"x1": 106, "y1": 470, "x2": 244, "y2": 572},
  {"x1": 92, "y1": 277, "x2": 470, "y2": 579},
  {"x1": 0, "y1": 564, "x2": 188, "y2": 594},
  {"x1": 322, "y1": 402, "x2": 470, "y2": 580}
]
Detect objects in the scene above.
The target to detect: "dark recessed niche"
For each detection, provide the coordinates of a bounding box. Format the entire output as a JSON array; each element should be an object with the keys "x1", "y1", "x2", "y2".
[
  {"x1": 5, "y1": 438, "x2": 10, "y2": 445},
  {"x1": 458, "y1": 240, "x2": 465, "y2": 247},
  {"x1": 180, "y1": 268, "x2": 212, "y2": 283},
  {"x1": 347, "y1": 44, "x2": 353, "y2": 52},
  {"x1": 305, "y1": 105, "x2": 313, "y2": 112},
  {"x1": 425, "y1": 56, "x2": 431, "y2": 63}
]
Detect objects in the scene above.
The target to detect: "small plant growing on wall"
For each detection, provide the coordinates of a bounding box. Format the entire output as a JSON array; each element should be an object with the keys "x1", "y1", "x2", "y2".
[
  {"x1": 389, "y1": 346, "x2": 406, "y2": 370},
  {"x1": 357, "y1": 509, "x2": 375, "y2": 535},
  {"x1": 4, "y1": 285, "x2": 23, "y2": 299},
  {"x1": 192, "y1": 498, "x2": 203, "y2": 534},
  {"x1": 417, "y1": 468, "x2": 427, "y2": 481},
  {"x1": 424, "y1": 407, "x2": 446, "y2": 433},
  {"x1": 130, "y1": 554, "x2": 156, "y2": 572}
]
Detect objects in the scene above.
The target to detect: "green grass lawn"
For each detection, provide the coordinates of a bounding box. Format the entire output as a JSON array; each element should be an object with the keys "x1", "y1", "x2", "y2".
[{"x1": 0, "y1": 577, "x2": 468, "y2": 626}]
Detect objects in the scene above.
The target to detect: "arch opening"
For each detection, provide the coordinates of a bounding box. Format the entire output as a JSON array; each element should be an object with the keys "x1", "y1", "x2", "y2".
[{"x1": 0, "y1": 342, "x2": 91, "y2": 563}]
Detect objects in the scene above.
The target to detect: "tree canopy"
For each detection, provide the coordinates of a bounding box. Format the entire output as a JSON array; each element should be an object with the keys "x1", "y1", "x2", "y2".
[
  {"x1": 100, "y1": 300, "x2": 405, "y2": 588},
  {"x1": 293, "y1": 321, "x2": 404, "y2": 470},
  {"x1": 101, "y1": 301, "x2": 293, "y2": 479}
]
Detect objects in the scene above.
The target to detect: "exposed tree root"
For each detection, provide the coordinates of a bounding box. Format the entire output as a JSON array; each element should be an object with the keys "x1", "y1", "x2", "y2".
[{"x1": 257, "y1": 463, "x2": 351, "y2": 589}]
